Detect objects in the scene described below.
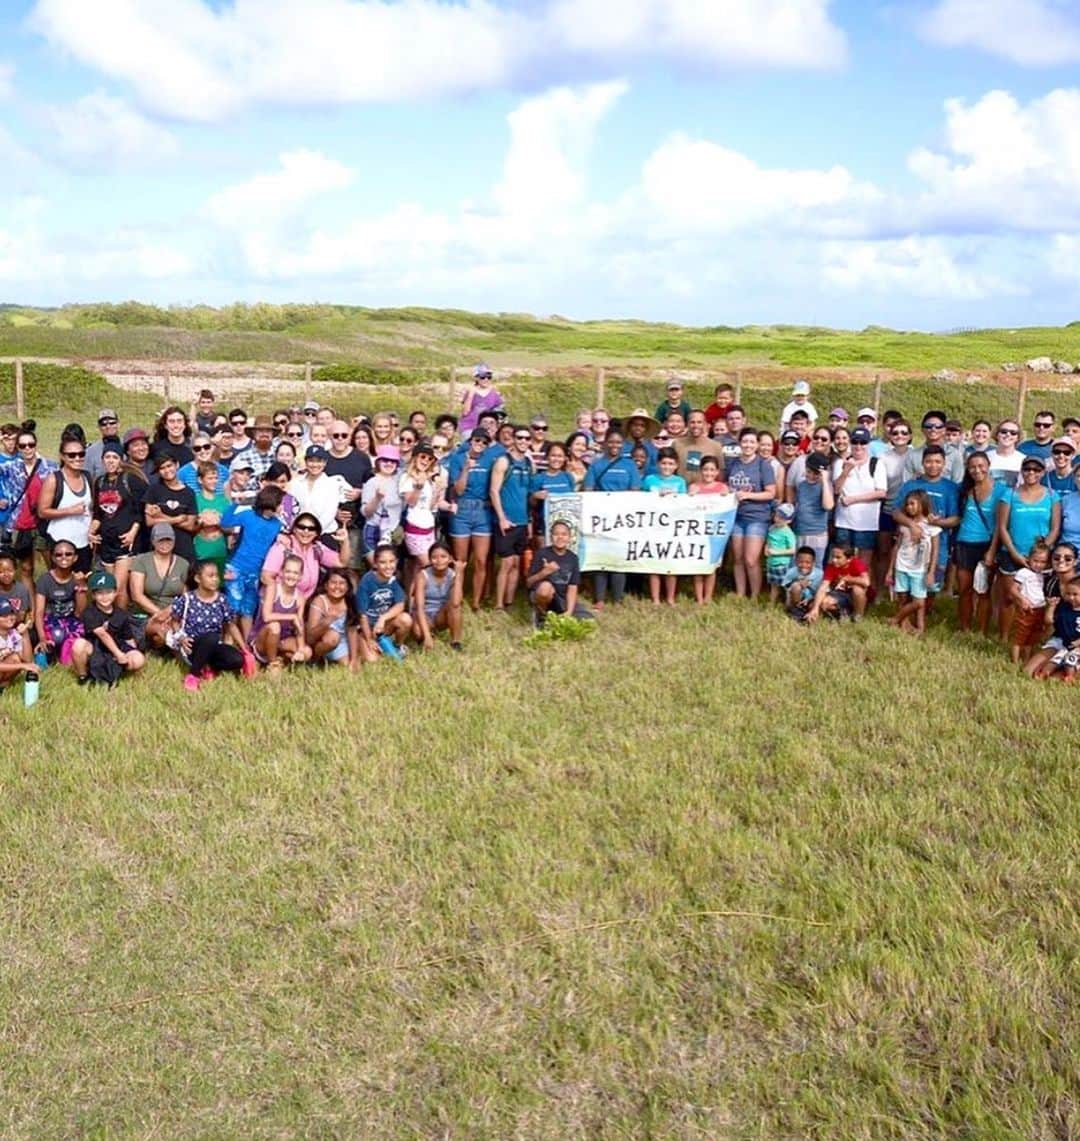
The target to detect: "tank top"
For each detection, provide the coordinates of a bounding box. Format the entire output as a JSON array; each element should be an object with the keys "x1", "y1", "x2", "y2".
[
  {"x1": 250, "y1": 589, "x2": 300, "y2": 640},
  {"x1": 47, "y1": 472, "x2": 92, "y2": 547},
  {"x1": 422, "y1": 566, "x2": 456, "y2": 618}
]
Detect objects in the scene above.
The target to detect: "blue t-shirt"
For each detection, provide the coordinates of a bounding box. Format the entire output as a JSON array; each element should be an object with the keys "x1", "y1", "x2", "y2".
[
  {"x1": 1018, "y1": 439, "x2": 1053, "y2": 463},
  {"x1": 1004, "y1": 488, "x2": 1055, "y2": 557},
  {"x1": 794, "y1": 477, "x2": 829, "y2": 535},
  {"x1": 725, "y1": 456, "x2": 775, "y2": 524},
  {"x1": 896, "y1": 476, "x2": 959, "y2": 565},
  {"x1": 1045, "y1": 469, "x2": 1075, "y2": 500},
  {"x1": 178, "y1": 460, "x2": 229, "y2": 495},
  {"x1": 642, "y1": 473, "x2": 687, "y2": 495},
  {"x1": 621, "y1": 438, "x2": 657, "y2": 475},
  {"x1": 957, "y1": 482, "x2": 1006, "y2": 543},
  {"x1": 1060, "y1": 491, "x2": 1080, "y2": 548},
  {"x1": 529, "y1": 469, "x2": 575, "y2": 527},
  {"x1": 584, "y1": 455, "x2": 642, "y2": 492},
  {"x1": 220, "y1": 505, "x2": 283, "y2": 577},
  {"x1": 355, "y1": 570, "x2": 406, "y2": 623},
  {"x1": 449, "y1": 448, "x2": 497, "y2": 500},
  {"x1": 1053, "y1": 600, "x2": 1080, "y2": 645},
  {"x1": 781, "y1": 563, "x2": 823, "y2": 594},
  {"x1": 494, "y1": 453, "x2": 532, "y2": 525}
]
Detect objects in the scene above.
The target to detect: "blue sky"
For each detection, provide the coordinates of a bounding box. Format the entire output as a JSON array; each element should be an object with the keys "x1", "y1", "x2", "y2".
[{"x1": 1, "y1": 0, "x2": 1080, "y2": 329}]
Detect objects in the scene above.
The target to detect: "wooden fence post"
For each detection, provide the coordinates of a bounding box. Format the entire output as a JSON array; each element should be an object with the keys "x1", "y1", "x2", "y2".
[
  {"x1": 596, "y1": 367, "x2": 606, "y2": 410},
  {"x1": 1016, "y1": 373, "x2": 1028, "y2": 424},
  {"x1": 14, "y1": 358, "x2": 24, "y2": 421},
  {"x1": 873, "y1": 372, "x2": 883, "y2": 421},
  {"x1": 162, "y1": 370, "x2": 171, "y2": 404},
  {"x1": 734, "y1": 369, "x2": 742, "y2": 406}
]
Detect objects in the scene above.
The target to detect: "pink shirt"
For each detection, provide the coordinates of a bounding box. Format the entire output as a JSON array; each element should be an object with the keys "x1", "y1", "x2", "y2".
[{"x1": 261, "y1": 537, "x2": 339, "y2": 596}]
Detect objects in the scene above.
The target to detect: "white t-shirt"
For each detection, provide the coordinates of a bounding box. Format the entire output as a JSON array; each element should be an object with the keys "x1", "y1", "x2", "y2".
[
  {"x1": 1014, "y1": 567, "x2": 1046, "y2": 607},
  {"x1": 780, "y1": 399, "x2": 818, "y2": 430},
  {"x1": 986, "y1": 448, "x2": 1024, "y2": 489},
  {"x1": 895, "y1": 522, "x2": 941, "y2": 575},
  {"x1": 832, "y1": 457, "x2": 888, "y2": 532}
]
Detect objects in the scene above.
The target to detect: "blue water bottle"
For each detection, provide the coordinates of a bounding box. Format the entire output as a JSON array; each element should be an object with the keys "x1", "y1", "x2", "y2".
[{"x1": 377, "y1": 634, "x2": 403, "y2": 661}]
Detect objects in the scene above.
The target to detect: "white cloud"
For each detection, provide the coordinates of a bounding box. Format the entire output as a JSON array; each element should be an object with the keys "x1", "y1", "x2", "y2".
[
  {"x1": 820, "y1": 237, "x2": 1024, "y2": 300},
  {"x1": 921, "y1": 0, "x2": 1080, "y2": 66},
  {"x1": 29, "y1": 0, "x2": 845, "y2": 122},
  {"x1": 0, "y1": 196, "x2": 194, "y2": 285},
  {"x1": 39, "y1": 91, "x2": 177, "y2": 170},
  {"x1": 1047, "y1": 234, "x2": 1080, "y2": 281},
  {"x1": 906, "y1": 88, "x2": 1080, "y2": 233},
  {"x1": 204, "y1": 149, "x2": 354, "y2": 228},
  {"x1": 638, "y1": 133, "x2": 882, "y2": 237}
]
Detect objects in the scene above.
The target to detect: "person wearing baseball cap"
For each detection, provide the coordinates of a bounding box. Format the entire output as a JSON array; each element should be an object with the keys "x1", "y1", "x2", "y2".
[
  {"x1": 654, "y1": 378, "x2": 691, "y2": 424},
  {"x1": 856, "y1": 407, "x2": 888, "y2": 458},
  {"x1": 1045, "y1": 437, "x2": 1078, "y2": 497},
  {"x1": 459, "y1": 364, "x2": 503, "y2": 437},
  {"x1": 780, "y1": 380, "x2": 817, "y2": 433},
  {"x1": 70, "y1": 568, "x2": 145, "y2": 688},
  {"x1": 85, "y1": 408, "x2": 122, "y2": 483},
  {"x1": 288, "y1": 444, "x2": 341, "y2": 538},
  {"x1": 765, "y1": 501, "x2": 798, "y2": 603}
]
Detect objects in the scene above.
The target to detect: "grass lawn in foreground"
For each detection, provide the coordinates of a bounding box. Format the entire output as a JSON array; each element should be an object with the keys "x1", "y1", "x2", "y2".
[{"x1": 1, "y1": 596, "x2": 1076, "y2": 1136}]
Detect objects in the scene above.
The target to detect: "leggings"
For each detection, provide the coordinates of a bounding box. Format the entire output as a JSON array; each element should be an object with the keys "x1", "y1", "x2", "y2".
[
  {"x1": 592, "y1": 570, "x2": 626, "y2": 604},
  {"x1": 189, "y1": 632, "x2": 245, "y2": 675}
]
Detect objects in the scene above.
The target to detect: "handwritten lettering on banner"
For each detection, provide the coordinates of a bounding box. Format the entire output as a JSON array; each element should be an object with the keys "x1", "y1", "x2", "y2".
[{"x1": 545, "y1": 492, "x2": 737, "y2": 573}]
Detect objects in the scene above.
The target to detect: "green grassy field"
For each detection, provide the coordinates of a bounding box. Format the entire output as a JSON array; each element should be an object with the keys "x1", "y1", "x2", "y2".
[
  {"x1": 1, "y1": 598, "x2": 1077, "y2": 1137},
  {"x1": 2, "y1": 302, "x2": 1079, "y2": 372}
]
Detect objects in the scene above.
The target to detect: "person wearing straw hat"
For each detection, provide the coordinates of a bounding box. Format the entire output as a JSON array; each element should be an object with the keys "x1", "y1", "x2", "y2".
[{"x1": 621, "y1": 409, "x2": 661, "y2": 476}]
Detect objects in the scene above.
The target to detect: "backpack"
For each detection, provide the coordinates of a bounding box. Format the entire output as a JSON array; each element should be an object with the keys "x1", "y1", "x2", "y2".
[{"x1": 36, "y1": 470, "x2": 66, "y2": 539}]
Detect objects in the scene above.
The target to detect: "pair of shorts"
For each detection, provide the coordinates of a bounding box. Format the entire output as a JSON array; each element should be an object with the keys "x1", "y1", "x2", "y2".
[
  {"x1": 894, "y1": 569, "x2": 928, "y2": 599},
  {"x1": 224, "y1": 567, "x2": 260, "y2": 618},
  {"x1": 447, "y1": 498, "x2": 493, "y2": 539},
  {"x1": 529, "y1": 588, "x2": 592, "y2": 619},
  {"x1": 955, "y1": 539, "x2": 991, "y2": 572},
  {"x1": 766, "y1": 562, "x2": 792, "y2": 586},
  {"x1": 494, "y1": 523, "x2": 528, "y2": 558},
  {"x1": 730, "y1": 519, "x2": 769, "y2": 540},
  {"x1": 833, "y1": 527, "x2": 877, "y2": 551},
  {"x1": 825, "y1": 589, "x2": 854, "y2": 616},
  {"x1": 404, "y1": 524, "x2": 436, "y2": 558},
  {"x1": 1011, "y1": 605, "x2": 1046, "y2": 648},
  {"x1": 997, "y1": 549, "x2": 1022, "y2": 576},
  {"x1": 97, "y1": 540, "x2": 134, "y2": 566},
  {"x1": 878, "y1": 508, "x2": 897, "y2": 533}
]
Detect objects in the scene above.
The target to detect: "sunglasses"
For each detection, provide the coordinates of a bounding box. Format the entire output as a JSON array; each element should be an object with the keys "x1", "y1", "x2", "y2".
[
  {"x1": 891, "y1": 429, "x2": 911, "y2": 437},
  {"x1": 922, "y1": 422, "x2": 945, "y2": 431},
  {"x1": 99, "y1": 418, "x2": 118, "y2": 426},
  {"x1": 1052, "y1": 554, "x2": 1076, "y2": 561},
  {"x1": 532, "y1": 424, "x2": 548, "y2": 431},
  {"x1": 1053, "y1": 448, "x2": 1073, "y2": 456},
  {"x1": 331, "y1": 432, "x2": 350, "y2": 439},
  {"x1": 514, "y1": 433, "x2": 531, "y2": 441},
  {"x1": 286, "y1": 430, "x2": 304, "y2": 438},
  {"x1": 17, "y1": 441, "x2": 35, "y2": 449},
  {"x1": 998, "y1": 428, "x2": 1019, "y2": 436},
  {"x1": 1034, "y1": 421, "x2": 1054, "y2": 429},
  {"x1": 63, "y1": 450, "x2": 86, "y2": 459},
  {"x1": 53, "y1": 550, "x2": 76, "y2": 558},
  {"x1": 230, "y1": 420, "x2": 247, "y2": 428},
  {"x1": 193, "y1": 444, "x2": 213, "y2": 452},
  {"x1": 294, "y1": 523, "x2": 318, "y2": 532}
]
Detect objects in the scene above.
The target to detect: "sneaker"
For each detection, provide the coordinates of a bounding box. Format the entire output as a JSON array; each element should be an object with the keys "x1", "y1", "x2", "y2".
[
  {"x1": 200, "y1": 668, "x2": 217, "y2": 682},
  {"x1": 240, "y1": 651, "x2": 258, "y2": 678},
  {"x1": 183, "y1": 673, "x2": 201, "y2": 692},
  {"x1": 531, "y1": 608, "x2": 544, "y2": 630},
  {"x1": 450, "y1": 641, "x2": 464, "y2": 652},
  {"x1": 76, "y1": 674, "x2": 92, "y2": 686}
]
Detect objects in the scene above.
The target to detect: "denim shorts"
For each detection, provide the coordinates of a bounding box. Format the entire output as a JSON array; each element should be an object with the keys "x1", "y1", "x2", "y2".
[
  {"x1": 447, "y1": 497, "x2": 493, "y2": 538},
  {"x1": 833, "y1": 526, "x2": 877, "y2": 551},
  {"x1": 730, "y1": 519, "x2": 769, "y2": 540}
]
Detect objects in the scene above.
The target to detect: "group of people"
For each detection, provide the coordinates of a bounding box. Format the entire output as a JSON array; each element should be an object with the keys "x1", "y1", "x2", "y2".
[{"x1": 1, "y1": 367, "x2": 1079, "y2": 699}]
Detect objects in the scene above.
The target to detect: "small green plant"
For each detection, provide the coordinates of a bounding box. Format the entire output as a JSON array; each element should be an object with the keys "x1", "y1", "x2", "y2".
[{"x1": 524, "y1": 612, "x2": 597, "y2": 646}]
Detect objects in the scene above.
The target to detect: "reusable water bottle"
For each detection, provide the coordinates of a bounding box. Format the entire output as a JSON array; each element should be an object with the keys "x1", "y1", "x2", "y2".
[
  {"x1": 377, "y1": 634, "x2": 403, "y2": 661},
  {"x1": 33, "y1": 650, "x2": 48, "y2": 671},
  {"x1": 24, "y1": 671, "x2": 39, "y2": 708}
]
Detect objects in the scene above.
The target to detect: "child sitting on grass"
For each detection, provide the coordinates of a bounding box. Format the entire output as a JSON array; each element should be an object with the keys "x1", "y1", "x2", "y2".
[
  {"x1": 70, "y1": 570, "x2": 146, "y2": 688},
  {"x1": 0, "y1": 596, "x2": 36, "y2": 696},
  {"x1": 805, "y1": 544, "x2": 871, "y2": 623},
  {"x1": 250, "y1": 553, "x2": 312, "y2": 673},
  {"x1": 356, "y1": 544, "x2": 412, "y2": 663},
  {"x1": 782, "y1": 546, "x2": 824, "y2": 622},
  {"x1": 765, "y1": 502, "x2": 797, "y2": 603},
  {"x1": 886, "y1": 490, "x2": 940, "y2": 636},
  {"x1": 1025, "y1": 575, "x2": 1080, "y2": 681}
]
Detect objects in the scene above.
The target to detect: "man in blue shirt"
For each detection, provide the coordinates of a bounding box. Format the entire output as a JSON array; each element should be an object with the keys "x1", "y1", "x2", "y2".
[
  {"x1": 490, "y1": 425, "x2": 535, "y2": 611},
  {"x1": 1018, "y1": 411, "x2": 1056, "y2": 465}
]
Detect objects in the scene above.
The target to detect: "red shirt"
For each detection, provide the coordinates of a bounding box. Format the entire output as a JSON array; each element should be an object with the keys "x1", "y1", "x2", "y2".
[
  {"x1": 824, "y1": 556, "x2": 869, "y2": 586},
  {"x1": 704, "y1": 401, "x2": 733, "y2": 426}
]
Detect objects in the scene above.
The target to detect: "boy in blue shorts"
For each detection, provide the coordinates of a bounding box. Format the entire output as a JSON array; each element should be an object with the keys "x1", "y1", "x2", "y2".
[{"x1": 220, "y1": 486, "x2": 284, "y2": 638}]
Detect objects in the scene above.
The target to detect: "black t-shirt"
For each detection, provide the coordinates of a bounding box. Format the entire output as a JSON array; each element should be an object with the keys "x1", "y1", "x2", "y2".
[
  {"x1": 93, "y1": 472, "x2": 144, "y2": 540},
  {"x1": 80, "y1": 602, "x2": 137, "y2": 650},
  {"x1": 529, "y1": 546, "x2": 581, "y2": 598},
  {"x1": 325, "y1": 449, "x2": 373, "y2": 523},
  {"x1": 143, "y1": 481, "x2": 197, "y2": 559},
  {"x1": 150, "y1": 439, "x2": 194, "y2": 467}
]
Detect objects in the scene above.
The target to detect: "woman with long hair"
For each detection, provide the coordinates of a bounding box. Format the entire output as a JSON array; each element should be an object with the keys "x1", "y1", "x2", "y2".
[
  {"x1": 954, "y1": 451, "x2": 1005, "y2": 635},
  {"x1": 38, "y1": 430, "x2": 94, "y2": 576}
]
